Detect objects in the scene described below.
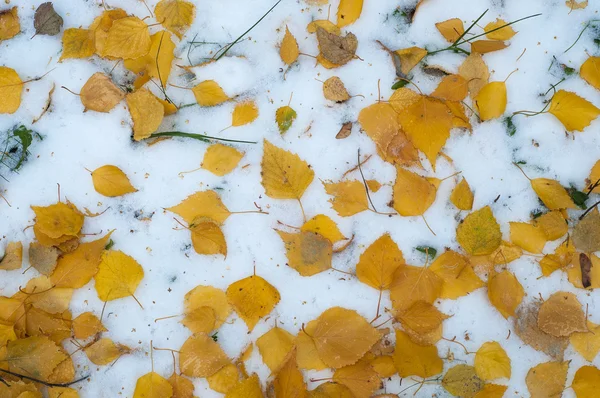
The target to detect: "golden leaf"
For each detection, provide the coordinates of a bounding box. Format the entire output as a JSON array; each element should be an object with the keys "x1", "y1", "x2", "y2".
[
  {"x1": 475, "y1": 81, "x2": 507, "y2": 121},
  {"x1": 48, "y1": 387, "x2": 79, "y2": 398},
  {"x1": 123, "y1": 31, "x2": 175, "y2": 87},
  {"x1": 566, "y1": 0, "x2": 589, "y2": 10},
  {"x1": 572, "y1": 365, "x2": 600, "y2": 397},
  {"x1": 432, "y1": 74, "x2": 469, "y2": 102},
  {"x1": 276, "y1": 105, "x2": 297, "y2": 134},
  {"x1": 225, "y1": 374, "x2": 263, "y2": 398},
  {"x1": 295, "y1": 320, "x2": 327, "y2": 371},
  {"x1": 0, "y1": 322, "x2": 16, "y2": 347},
  {"x1": 323, "y1": 180, "x2": 369, "y2": 216},
  {"x1": 155, "y1": 0, "x2": 195, "y2": 38},
  {"x1": 307, "y1": 20, "x2": 340, "y2": 35},
  {"x1": 226, "y1": 275, "x2": 280, "y2": 331},
  {"x1": 487, "y1": 270, "x2": 524, "y2": 319},
  {"x1": 179, "y1": 334, "x2": 229, "y2": 378},
  {"x1": 525, "y1": 361, "x2": 569, "y2": 398},
  {"x1": 261, "y1": 140, "x2": 314, "y2": 200},
  {"x1": 14, "y1": 276, "x2": 72, "y2": 314},
  {"x1": 60, "y1": 28, "x2": 95, "y2": 60},
  {"x1": 388, "y1": 87, "x2": 420, "y2": 114},
  {"x1": 356, "y1": 234, "x2": 405, "y2": 290},
  {"x1": 588, "y1": 160, "x2": 600, "y2": 193},
  {"x1": 94, "y1": 250, "x2": 144, "y2": 302},
  {"x1": 390, "y1": 265, "x2": 443, "y2": 311},
  {"x1": 323, "y1": 76, "x2": 350, "y2": 102},
  {"x1": 311, "y1": 307, "x2": 380, "y2": 368},
  {"x1": 300, "y1": 214, "x2": 346, "y2": 243},
  {"x1": 474, "y1": 341, "x2": 511, "y2": 380},
  {"x1": 568, "y1": 253, "x2": 600, "y2": 289},
  {"x1": 570, "y1": 321, "x2": 600, "y2": 362},
  {"x1": 540, "y1": 238, "x2": 574, "y2": 277},
  {"x1": 183, "y1": 285, "x2": 231, "y2": 330},
  {"x1": 90, "y1": 9, "x2": 128, "y2": 57},
  {"x1": 397, "y1": 95, "x2": 453, "y2": 166},
  {"x1": 232, "y1": 101, "x2": 259, "y2": 126},
  {"x1": 509, "y1": 222, "x2": 547, "y2": 254},
  {"x1": 450, "y1": 178, "x2": 474, "y2": 211},
  {"x1": 456, "y1": 206, "x2": 502, "y2": 256},
  {"x1": 104, "y1": 17, "x2": 151, "y2": 59},
  {"x1": 126, "y1": 88, "x2": 165, "y2": 141},
  {"x1": 4, "y1": 336, "x2": 67, "y2": 380},
  {"x1": 307, "y1": 382, "x2": 353, "y2": 397},
  {"x1": 332, "y1": 358, "x2": 380, "y2": 398},
  {"x1": 277, "y1": 230, "x2": 332, "y2": 276},
  {"x1": 392, "y1": 330, "x2": 442, "y2": 378},
  {"x1": 91, "y1": 165, "x2": 137, "y2": 197},
  {"x1": 336, "y1": 0, "x2": 363, "y2": 27},
  {"x1": 442, "y1": 365, "x2": 484, "y2": 398},
  {"x1": 473, "y1": 384, "x2": 508, "y2": 398},
  {"x1": 531, "y1": 178, "x2": 576, "y2": 210},
  {"x1": 24, "y1": 308, "x2": 71, "y2": 344},
  {"x1": 280, "y1": 26, "x2": 299, "y2": 65},
  {"x1": 458, "y1": 53, "x2": 489, "y2": 99},
  {"x1": 271, "y1": 351, "x2": 306, "y2": 398},
  {"x1": 430, "y1": 250, "x2": 483, "y2": 299},
  {"x1": 392, "y1": 167, "x2": 437, "y2": 216},
  {"x1": 257, "y1": 326, "x2": 295, "y2": 373},
  {"x1": 435, "y1": 18, "x2": 464, "y2": 42},
  {"x1": 190, "y1": 217, "x2": 227, "y2": 256},
  {"x1": 72, "y1": 312, "x2": 106, "y2": 340},
  {"x1": 548, "y1": 90, "x2": 600, "y2": 132},
  {"x1": 0, "y1": 7, "x2": 19, "y2": 40},
  {"x1": 32, "y1": 202, "x2": 84, "y2": 240},
  {"x1": 201, "y1": 144, "x2": 243, "y2": 176},
  {"x1": 192, "y1": 80, "x2": 230, "y2": 106},
  {"x1": 169, "y1": 373, "x2": 195, "y2": 398},
  {"x1": 133, "y1": 372, "x2": 173, "y2": 398},
  {"x1": 80, "y1": 73, "x2": 125, "y2": 113},
  {"x1": 50, "y1": 232, "x2": 112, "y2": 289},
  {"x1": 396, "y1": 300, "x2": 448, "y2": 334},
  {"x1": 168, "y1": 190, "x2": 231, "y2": 224},
  {"x1": 0, "y1": 66, "x2": 22, "y2": 114},
  {"x1": 181, "y1": 306, "x2": 215, "y2": 334},
  {"x1": 537, "y1": 291, "x2": 587, "y2": 337},
  {"x1": 0, "y1": 242, "x2": 22, "y2": 271},
  {"x1": 207, "y1": 364, "x2": 241, "y2": 394},
  {"x1": 484, "y1": 19, "x2": 516, "y2": 40},
  {"x1": 470, "y1": 40, "x2": 508, "y2": 54},
  {"x1": 533, "y1": 210, "x2": 568, "y2": 240},
  {"x1": 84, "y1": 338, "x2": 130, "y2": 365},
  {"x1": 581, "y1": 56, "x2": 600, "y2": 91},
  {"x1": 394, "y1": 47, "x2": 427, "y2": 75}
]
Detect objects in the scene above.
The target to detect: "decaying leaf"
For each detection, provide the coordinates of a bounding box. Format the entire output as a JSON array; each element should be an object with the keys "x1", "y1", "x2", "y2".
[
  {"x1": 277, "y1": 230, "x2": 332, "y2": 276},
  {"x1": 60, "y1": 28, "x2": 95, "y2": 60},
  {"x1": 34, "y1": 3, "x2": 63, "y2": 36},
  {"x1": 226, "y1": 274, "x2": 280, "y2": 331},
  {"x1": 4, "y1": 336, "x2": 67, "y2": 380},
  {"x1": 80, "y1": 73, "x2": 125, "y2": 113},
  {"x1": 573, "y1": 208, "x2": 600, "y2": 253},
  {"x1": 514, "y1": 301, "x2": 569, "y2": 359},
  {"x1": 155, "y1": 0, "x2": 195, "y2": 39},
  {"x1": 28, "y1": 241, "x2": 59, "y2": 275},
  {"x1": 0, "y1": 241, "x2": 22, "y2": 271},
  {"x1": 566, "y1": 0, "x2": 589, "y2": 10},
  {"x1": 336, "y1": 122, "x2": 352, "y2": 139},
  {"x1": 316, "y1": 27, "x2": 357, "y2": 66},
  {"x1": 442, "y1": 365, "x2": 484, "y2": 398}
]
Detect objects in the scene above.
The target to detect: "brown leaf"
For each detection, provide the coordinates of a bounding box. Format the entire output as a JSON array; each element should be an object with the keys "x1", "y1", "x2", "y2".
[
  {"x1": 316, "y1": 27, "x2": 357, "y2": 66},
  {"x1": 580, "y1": 253, "x2": 593, "y2": 288},
  {"x1": 573, "y1": 208, "x2": 600, "y2": 253},
  {"x1": 513, "y1": 302, "x2": 568, "y2": 360},
  {"x1": 34, "y1": 2, "x2": 63, "y2": 36},
  {"x1": 336, "y1": 122, "x2": 352, "y2": 139},
  {"x1": 29, "y1": 242, "x2": 60, "y2": 276}
]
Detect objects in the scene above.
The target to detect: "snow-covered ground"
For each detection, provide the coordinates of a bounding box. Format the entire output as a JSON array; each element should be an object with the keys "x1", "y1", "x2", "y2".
[{"x1": 2, "y1": 0, "x2": 600, "y2": 396}]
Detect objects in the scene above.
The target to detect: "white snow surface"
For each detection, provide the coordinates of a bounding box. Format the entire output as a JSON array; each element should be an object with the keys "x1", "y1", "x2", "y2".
[{"x1": 1, "y1": 0, "x2": 600, "y2": 397}]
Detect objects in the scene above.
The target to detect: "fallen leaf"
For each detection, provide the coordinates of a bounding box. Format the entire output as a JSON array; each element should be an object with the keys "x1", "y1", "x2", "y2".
[
  {"x1": 155, "y1": 0, "x2": 195, "y2": 39},
  {"x1": 261, "y1": 140, "x2": 314, "y2": 200},
  {"x1": 514, "y1": 302, "x2": 569, "y2": 359},
  {"x1": 183, "y1": 285, "x2": 231, "y2": 330},
  {"x1": 333, "y1": 358, "x2": 380, "y2": 398},
  {"x1": 201, "y1": 144, "x2": 243, "y2": 176},
  {"x1": 474, "y1": 341, "x2": 511, "y2": 380},
  {"x1": 538, "y1": 291, "x2": 587, "y2": 337},
  {"x1": 566, "y1": 0, "x2": 589, "y2": 10},
  {"x1": 257, "y1": 326, "x2": 295, "y2": 373},
  {"x1": 226, "y1": 274, "x2": 280, "y2": 331},
  {"x1": 5, "y1": 336, "x2": 67, "y2": 380},
  {"x1": 231, "y1": 101, "x2": 259, "y2": 127},
  {"x1": 429, "y1": 250, "x2": 484, "y2": 299},
  {"x1": 0, "y1": 242, "x2": 22, "y2": 271},
  {"x1": 432, "y1": 74, "x2": 469, "y2": 102},
  {"x1": 336, "y1": 122, "x2": 352, "y2": 139},
  {"x1": 540, "y1": 238, "x2": 574, "y2": 276},
  {"x1": 435, "y1": 18, "x2": 464, "y2": 42},
  {"x1": 509, "y1": 222, "x2": 547, "y2": 254},
  {"x1": 571, "y1": 320, "x2": 600, "y2": 362},
  {"x1": 573, "y1": 208, "x2": 600, "y2": 253},
  {"x1": 581, "y1": 56, "x2": 600, "y2": 91},
  {"x1": 475, "y1": 81, "x2": 507, "y2": 121},
  {"x1": 370, "y1": 355, "x2": 396, "y2": 377},
  {"x1": 458, "y1": 53, "x2": 489, "y2": 99},
  {"x1": 280, "y1": 26, "x2": 299, "y2": 65},
  {"x1": 572, "y1": 365, "x2": 600, "y2": 397},
  {"x1": 301, "y1": 214, "x2": 346, "y2": 243},
  {"x1": 457, "y1": 206, "x2": 502, "y2": 256},
  {"x1": 270, "y1": 350, "x2": 306, "y2": 397},
  {"x1": 60, "y1": 28, "x2": 95, "y2": 60},
  {"x1": 25, "y1": 308, "x2": 71, "y2": 344},
  {"x1": 277, "y1": 230, "x2": 332, "y2": 276},
  {"x1": 323, "y1": 76, "x2": 350, "y2": 102},
  {"x1": 94, "y1": 250, "x2": 144, "y2": 302},
  {"x1": 80, "y1": 73, "x2": 125, "y2": 113},
  {"x1": 531, "y1": 178, "x2": 576, "y2": 210},
  {"x1": 442, "y1": 365, "x2": 484, "y2": 398},
  {"x1": 588, "y1": 160, "x2": 600, "y2": 193},
  {"x1": 487, "y1": 270, "x2": 524, "y2": 319},
  {"x1": 450, "y1": 178, "x2": 474, "y2": 210},
  {"x1": 316, "y1": 28, "x2": 357, "y2": 66},
  {"x1": 473, "y1": 384, "x2": 508, "y2": 398},
  {"x1": 484, "y1": 19, "x2": 516, "y2": 40},
  {"x1": 307, "y1": 382, "x2": 353, "y2": 397},
  {"x1": 0, "y1": 7, "x2": 19, "y2": 40},
  {"x1": 533, "y1": 210, "x2": 568, "y2": 240},
  {"x1": 104, "y1": 16, "x2": 151, "y2": 59},
  {"x1": 526, "y1": 361, "x2": 569, "y2": 398},
  {"x1": 392, "y1": 167, "x2": 437, "y2": 216},
  {"x1": 390, "y1": 265, "x2": 443, "y2": 311},
  {"x1": 179, "y1": 333, "x2": 229, "y2": 378},
  {"x1": 323, "y1": 180, "x2": 369, "y2": 216},
  {"x1": 72, "y1": 312, "x2": 106, "y2": 339},
  {"x1": 190, "y1": 216, "x2": 227, "y2": 256},
  {"x1": 192, "y1": 80, "x2": 230, "y2": 106},
  {"x1": 276, "y1": 105, "x2": 297, "y2": 134},
  {"x1": 471, "y1": 40, "x2": 508, "y2": 54},
  {"x1": 206, "y1": 364, "x2": 240, "y2": 394},
  {"x1": 91, "y1": 165, "x2": 137, "y2": 197},
  {"x1": 394, "y1": 47, "x2": 427, "y2": 75},
  {"x1": 124, "y1": 31, "x2": 175, "y2": 87},
  {"x1": 133, "y1": 372, "x2": 173, "y2": 398},
  {"x1": 307, "y1": 20, "x2": 341, "y2": 35},
  {"x1": 34, "y1": 3, "x2": 63, "y2": 36},
  {"x1": 90, "y1": 9, "x2": 128, "y2": 57},
  {"x1": 0, "y1": 66, "x2": 22, "y2": 114},
  {"x1": 48, "y1": 387, "x2": 78, "y2": 398},
  {"x1": 336, "y1": 0, "x2": 363, "y2": 27},
  {"x1": 356, "y1": 234, "x2": 405, "y2": 290},
  {"x1": 126, "y1": 88, "x2": 165, "y2": 141},
  {"x1": 225, "y1": 374, "x2": 263, "y2": 398},
  {"x1": 168, "y1": 190, "x2": 231, "y2": 224},
  {"x1": 32, "y1": 202, "x2": 84, "y2": 240},
  {"x1": 392, "y1": 330, "x2": 442, "y2": 378},
  {"x1": 396, "y1": 300, "x2": 448, "y2": 334},
  {"x1": 548, "y1": 90, "x2": 600, "y2": 132}
]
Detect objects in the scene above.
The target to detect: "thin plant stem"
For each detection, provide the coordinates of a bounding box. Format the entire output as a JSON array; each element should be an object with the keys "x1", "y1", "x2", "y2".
[
  {"x1": 149, "y1": 131, "x2": 257, "y2": 144},
  {"x1": 0, "y1": 369, "x2": 88, "y2": 388},
  {"x1": 564, "y1": 20, "x2": 600, "y2": 53},
  {"x1": 455, "y1": 13, "x2": 542, "y2": 46},
  {"x1": 357, "y1": 148, "x2": 377, "y2": 212},
  {"x1": 297, "y1": 198, "x2": 307, "y2": 223}
]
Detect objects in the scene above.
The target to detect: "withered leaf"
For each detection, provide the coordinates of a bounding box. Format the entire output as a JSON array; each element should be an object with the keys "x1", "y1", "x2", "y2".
[
  {"x1": 514, "y1": 301, "x2": 568, "y2": 360},
  {"x1": 34, "y1": 3, "x2": 63, "y2": 36},
  {"x1": 336, "y1": 122, "x2": 352, "y2": 139},
  {"x1": 316, "y1": 27, "x2": 357, "y2": 66},
  {"x1": 537, "y1": 292, "x2": 588, "y2": 337},
  {"x1": 573, "y1": 208, "x2": 600, "y2": 253},
  {"x1": 580, "y1": 253, "x2": 593, "y2": 288}
]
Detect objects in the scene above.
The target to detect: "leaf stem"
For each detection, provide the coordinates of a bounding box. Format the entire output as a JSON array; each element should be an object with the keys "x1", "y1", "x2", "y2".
[{"x1": 149, "y1": 131, "x2": 257, "y2": 144}]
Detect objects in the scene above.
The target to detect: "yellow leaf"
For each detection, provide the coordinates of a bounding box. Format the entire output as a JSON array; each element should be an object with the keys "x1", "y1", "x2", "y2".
[
  {"x1": 84, "y1": 338, "x2": 130, "y2": 365},
  {"x1": 548, "y1": 90, "x2": 600, "y2": 132},
  {"x1": 571, "y1": 321, "x2": 600, "y2": 362},
  {"x1": 457, "y1": 206, "x2": 502, "y2": 256},
  {"x1": 104, "y1": 17, "x2": 151, "y2": 59},
  {"x1": 442, "y1": 365, "x2": 484, "y2": 398},
  {"x1": 356, "y1": 234, "x2": 405, "y2": 290},
  {"x1": 473, "y1": 384, "x2": 508, "y2": 398},
  {"x1": 336, "y1": 0, "x2": 363, "y2": 28},
  {"x1": 568, "y1": 253, "x2": 600, "y2": 289},
  {"x1": 91, "y1": 165, "x2": 137, "y2": 197},
  {"x1": 201, "y1": 144, "x2": 243, "y2": 176},
  {"x1": 0, "y1": 7, "x2": 19, "y2": 40},
  {"x1": 396, "y1": 300, "x2": 448, "y2": 334},
  {"x1": 474, "y1": 341, "x2": 511, "y2": 380},
  {"x1": 366, "y1": 180, "x2": 381, "y2": 192},
  {"x1": 295, "y1": 320, "x2": 327, "y2": 371},
  {"x1": 155, "y1": 0, "x2": 195, "y2": 38},
  {"x1": 80, "y1": 73, "x2": 125, "y2": 113},
  {"x1": 475, "y1": 81, "x2": 507, "y2": 121},
  {"x1": 168, "y1": 373, "x2": 195, "y2": 398},
  {"x1": 357, "y1": 103, "x2": 421, "y2": 167},
  {"x1": 179, "y1": 333, "x2": 229, "y2": 378},
  {"x1": 225, "y1": 374, "x2": 263, "y2": 398},
  {"x1": 190, "y1": 217, "x2": 227, "y2": 256},
  {"x1": 192, "y1": 80, "x2": 230, "y2": 106},
  {"x1": 275, "y1": 105, "x2": 297, "y2": 134},
  {"x1": 487, "y1": 270, "x2": 524, "y2": 318},
  {"x1": 448, "y1": 100, "x2": 472, "y2": 129},
  {"x1": 90, "y1": 9, "x2": 128, "y2": 57},
  {"x1": 388, "y1": 87, "x2": 421, "y2": 114},
  {"x1": 168, "y1": 190, "x2": 231, "y2": 224},
  {"x1": 133, "y1": 372, "x2": 173, "y2": 398},
  {"x1": 72, "y1": 312, "x2": 106, "y2": 340},
  {"x1": 470, "y1": 40, "x2": 508, "y2": 54},
  {"x1": 392, "y1": 330, "x2": 442, "y2": 378},
  {"x1": 450, "y1": 178, "x2": 474, "y2": 210},
  {"x1": 232, "y1": 101, "x2": 259, "y2": 126},
  {"x1": 94, "y1": 250, "x2": 144, "y2": 302},
  {"x1": 307, "y1": 382, "x2": 353, "y2": 397},
  {"x1": 126, "y1": 88, "x2": 165, "y2": 141},
  {"x1": 24, "y1": 308, "x2": 71, "y2": 344},
  {"x1": 484, "y1": 19, "x2": 516, "y2": 40},
  {"x1": 181, "y1": 306, "x2": 215, "y2": 334},
  {"x1": 323, "y1": 76, "x2": 350, "y2": 102},
  {"x1": 0, "y1": 241, "x2": 22, "y2": 271},
  {"x1": 124, "y1": 31, "x2": 175, "y2": 87},
  {"x1": 530, "y1": 178, "x2": 576, "y2": 210},
  {"x1": 307, "y1": 20, "x2": 340, "y2": 35},
  {"x1": 12, "y1": 276, "x2": 71, "y2": 314},
  {"x1": 261, "y1": 140, "x2": 314, "y2": 200},
  {"x1": 581, "y1": 56, "x2": 600, "y2": 91},
  {"x1": 390, "y1": 265, "x2": 443, "y2": 311},
  {"x1": 280, "y1": 26, "x2": 299, "y2": 65},
  {"x1": 459, "y1": 53, "x2": 489, "y2": 99},
  {"x1": 4, "y1": 336, "x2": 67, "y2": 380},
  {"x1": 525, "y1": 361, "x2": 569, "y2": 398},
  {"x1": 32, "y1": 202, "x2": 84, "y2": 240},
  {"x1": 311, "y1": 307, "x2": 380, "y2": 368},
  {"x1": 271, "y1": 351, "x2": 306, "y2": 398},
  {"x1": 257, "y1": 327, "x2": 295, "y2": 373},
  {"x1": 323, "y1": 180, "x2": 369, "y2": 216},
  {"x1": 50, "y1": 232, "x2": 112, "y2": 289},
  {"x1": 0, "y1": 66, "x2": 22, "y2": 114},
  {"x1": 588, "y1": 160, "x2": 600, "y2": 193},
  {"x1": 432, "y1": 74, "x2": 469, "y2": 102},
  {"x1": 435, "y1": 18, "x2": 464, "y2": 42},
  {"x1": 392, "y1": 167, "x2": 437, "y2": 216},
  {"x1": 430, "y1": 250, "x2": 484, "y2": 299},
  {"x1": 183, "y1": 285, "x2": 231, "y2": 330},
  {"x1": 509, "y1": 222, "x2": 547, "y2": 254},
  {"x1": 538, "y1": 291, "x2": 587, "y2": 337},
  {"x1": 540, "y1": 238, "x2": 574, "y2": 277},
  {"x1": 48, "y1": 387, "x2": 79, "y2": 398},
  {"x1": 566, "y1": 0, "x2": 588, "y2": 10},
  {"x1": 533, "y1": 210, "x2": 568, "y2": 240},
  {"x1": 206, "y1": 364, "x2": 241, "y2": 394},
  {"x1": 397, "y1": 96, "x2": 453, "y2": 166},
  {"x1": 573, "y1": 365, "x2": 600, "y2": 397},
  {"x1": 333, "y1": 358, "x2": 380, "y2": 398},
  {"x1": 277, "y1": 230, "x2": 332, "y2": 276},
  {"x1": 394, "y1": 47, "x2": 427, "y2": 75},
  {"x1": 301, "y1": 214, "x2": 346, "y2": 243},
  {"x1": 0, "y1": 321, "x2": 16, "y2": 347},
  {"x1": 226, "y1": 275, "x2": 280, "y2": 331},
  {"x1": 60, "y1": 28, "x2": 95, "y2": 60}
]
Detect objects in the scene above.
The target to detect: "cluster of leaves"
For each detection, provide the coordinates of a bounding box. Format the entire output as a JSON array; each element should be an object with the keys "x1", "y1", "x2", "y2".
[{"x1": 2, "y1": 0, "x2": 600, "y2": 397}]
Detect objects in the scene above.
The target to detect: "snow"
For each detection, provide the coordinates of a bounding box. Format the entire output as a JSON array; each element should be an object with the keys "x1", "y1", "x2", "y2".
[{"x1": 1, "y1": 0, "x2": 600, "y2": 396}]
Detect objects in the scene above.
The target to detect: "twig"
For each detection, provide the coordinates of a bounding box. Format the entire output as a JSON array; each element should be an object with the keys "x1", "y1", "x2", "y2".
[
  {"x1": 357, "y1": 149, "x2": 377, "y2": 212},
  {"x1": 0, "y1": 369, "x2": 88, "y2": 388}
]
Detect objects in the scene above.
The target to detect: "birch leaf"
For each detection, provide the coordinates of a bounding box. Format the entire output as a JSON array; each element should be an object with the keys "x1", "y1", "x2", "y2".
[
  {"x1": 548, "y1": 90, "x2": 600, "y2": 132},
  {"x1": 0, "y1": 66, "x2": 22, "y2": 114},
  {"x1": 94, "y1": 250, "x2": 144, "y2": 302},
  {"x1": 192, "y1": 80, "x2": 230, "y2": 106},
  {"x1": 226, "y1": 275, "x2": 280, "y2": 331},
  {"x1": 323, "y1": 180, "x2": 369, "y2": 216},
  {"x1": 356, "y1": 234, "x2": 405, "y2": 290},
  {"x1": 91, "y1": 165, "x2": 137, "y2": 197},
  {"x1": 280, "y1": 26, "x2": 299, "y2": 65},
  {"x1": 526, "y1": 361, "x2": 569, "y2": 398},
  {"x1": 474, "y1": 342, "x2": 511, "y2": 380},
  {"x1": 104, "y1": 17, "x2": 151, "y2": 59},
  {"x1": 392, "y1": 330, "x2": 442, "y2": 378},
  {"x1": 179, "y1": 334, "x2": 229, "y2": 378},
  {"x1": 133, "y1": 372, "x2": 173, "y2": 398},
  {"x1": 80, "y1": 73, "x2": 124, "y2": 113},
  {"x1": 261, "y1": 140, "x2": 314, "y2": 200},
  {"x1": 488, "y1": 270, "x2": 524, "y2": 319},
  {"x1": 538, "y1": 292, "x2": 587, "y2": 337},
  {"x1": 155, "y1": 0, "x2": 195, "y2": 39},
  {"x1": 456, "y1": 206, "x2": 502, "y2": 256},
  {"x1": 202, "y1": 144, "x2": 243, "y2": 176},
  {"x1": 257, "y1": 326, "x2": 295, "y2": 373},
  {"x1": 168, "y1": 190, "x2": 231, "y2": 224},
  {"x1": 232, "y1": 101, "x2": 259, "y2": 127}
]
